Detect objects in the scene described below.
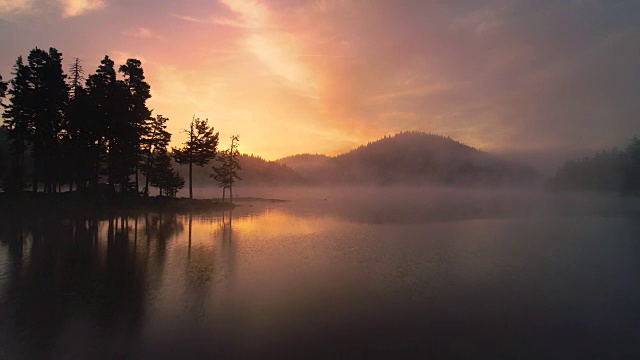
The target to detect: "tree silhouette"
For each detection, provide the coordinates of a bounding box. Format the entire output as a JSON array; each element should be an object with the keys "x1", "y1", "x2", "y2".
[
  {"x1": 0, "y1": 75, "x2": 6, "y2": 98},
  {"x1": 0, "y1": 78, "x2": 6, "y2": 190},
  {"x1": 211, "y1": 135, "x2": 241, "y2": 202},
  {"x1": 2, "y1": 48, "x2": 69, "y2": 193},
  {"x1": 119, "y1": 59, "x2": 152, "y2": 193},
  {"x1": 63, "y1": 57, "x2": 90, "y2": 190},
  {"x1": 173, "y1": 116, "x2": 219, "y2": 199},
  {"x1": 148, "y1": 148, "x2": 184, "y2": 197},
  {"x1": 141, "y1": 114, "x2": 171, "y2": 196},
  {"x1": 87, "y1": 56, "x2": 132, "y2": 191},
  {"x1": 2, "y1": 56, "x2": 31, "y2": 191},
  {"x1": 28, "y1": 48, "x2": 69, "y2": 193},
  {"x1": 2, "y1": 46, "x2": 239, "y2": 198},
  {"x1": 547, "y1": 137, "x2": 640, "y2": 195},
  {"x1": 624, "y1": 137, "x2": 640, "y2": 194}
]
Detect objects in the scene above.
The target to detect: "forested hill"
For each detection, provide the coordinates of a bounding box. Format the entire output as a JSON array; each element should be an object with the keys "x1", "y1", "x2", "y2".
[
  {"x1": 277, "y1": 132, "x2": 538, "y2": 186},
  {"x1": 175, "y1": 154, "x2": 306, "y2": 188},
  {"x1": 546, "y1": 137, "x2": 640, "y2": 195}
]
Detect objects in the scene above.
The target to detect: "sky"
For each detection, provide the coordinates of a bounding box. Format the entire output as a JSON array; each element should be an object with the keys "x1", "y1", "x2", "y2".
[{"x1": 0, "y1": 0, "x2": 639, "y2": 164}]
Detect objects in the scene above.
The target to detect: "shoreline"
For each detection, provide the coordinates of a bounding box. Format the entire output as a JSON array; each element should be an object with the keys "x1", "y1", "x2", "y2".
[{"x1": 0, "y1": 191, "x2": 239, "y2": 218}]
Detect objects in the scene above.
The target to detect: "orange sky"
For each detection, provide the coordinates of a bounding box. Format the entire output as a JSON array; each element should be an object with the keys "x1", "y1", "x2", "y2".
[{"x1": 1, "y1": 0, "x2": 640, "y2": 160}]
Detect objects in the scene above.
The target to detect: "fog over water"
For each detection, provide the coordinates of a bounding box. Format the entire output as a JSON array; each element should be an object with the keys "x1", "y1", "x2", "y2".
[{"x1": 1, "y1": 187, "x2": 640, "y2": 358}]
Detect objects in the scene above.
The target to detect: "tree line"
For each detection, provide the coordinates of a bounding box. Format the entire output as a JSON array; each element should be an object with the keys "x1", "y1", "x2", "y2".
[
  {"x1": 0, "y1": 47, "x2": 241, "y2": 200},
  {"x1": 546, "y1": 137, "x2": 640, "y2": 195}
]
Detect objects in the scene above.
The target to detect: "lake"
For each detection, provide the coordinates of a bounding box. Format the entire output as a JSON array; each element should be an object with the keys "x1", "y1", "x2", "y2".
[{"x1": 1, "y1": 188, "x2": 640, "y2": 358}]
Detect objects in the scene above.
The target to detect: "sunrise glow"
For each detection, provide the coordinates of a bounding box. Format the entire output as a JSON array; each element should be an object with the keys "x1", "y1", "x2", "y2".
[{"x1": 1, "y1": 0, "x2": 639, "y2": 161}]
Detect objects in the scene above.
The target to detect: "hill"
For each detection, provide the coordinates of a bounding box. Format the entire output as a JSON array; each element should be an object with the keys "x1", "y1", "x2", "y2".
[
  {"x1": 276, "y1": 154, "x2": 333, "y2": 181},
  {"x1": 175, "y1": 153, "x2": 306, "y2": 188},
  {"x1": 277, "y1": 132, "x2": 538, "y2": 186},
  {"x1": 545, "y1": 137, "x2": 640, "y2": 195}
]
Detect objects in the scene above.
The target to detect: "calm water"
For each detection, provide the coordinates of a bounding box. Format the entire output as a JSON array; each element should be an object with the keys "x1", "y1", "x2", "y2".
[{"x1": 1, "y1": 189, "x2": 640, "y2": 358}]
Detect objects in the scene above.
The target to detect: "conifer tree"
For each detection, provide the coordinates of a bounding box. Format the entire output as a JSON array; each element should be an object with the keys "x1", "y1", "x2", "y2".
[
  {"x1": 1, "y1": 56, "x2": 31, "y2": 191},
  {"x1": 149, "y1": 148, "x2": 184, "y2": 197},
  {"x1": 64, "y1": 58, "x2": 97, "y2": 190},
  {"x1": 211, "y1": 135, "x2": 241, "y2": 202},
  {"x1": 119, "y1": 59, "x2": 152, "y2": 193},
  {"x1": 0, "y1": 75, "x2": 8, "y2": 189},
  {"x1": 86, "y1": 56, "x2": 131, "y2": 191},
  {"x1": 69, "y1": 58, "x2": 84, "y2": 97},
  {"x1": 2, "y1": 49, "x2": 68, "y2": 192},
  {"x1": 27, "y1": 48, "x2": 69, "y2": 193},
  {"x1": 0, "y1": 75, "x2": 6, "y2": 98},
  {"x1": 173, "y1": 116, "x2": 219, "y2": 199},
  {"x1": 141, "y1": 114, "x2": 171, "y2": 195}
]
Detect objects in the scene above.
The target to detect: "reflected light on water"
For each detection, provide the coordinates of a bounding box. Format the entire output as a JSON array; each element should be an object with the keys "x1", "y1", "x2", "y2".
[{"x1": 1, "y1": 195, "x2": 640, "y2": 358}]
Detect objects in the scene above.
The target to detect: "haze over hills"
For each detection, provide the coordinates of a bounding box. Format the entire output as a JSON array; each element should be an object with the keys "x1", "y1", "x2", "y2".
[
  {"x1": 174, "y1": 154, "x2": 305, "y2": 190},
  {"x1": 0, "y1": 129, "x2": 539, "y2": 190},
  {"x1": 269, "y1": 132, "x2": 539, "y2": 186}
]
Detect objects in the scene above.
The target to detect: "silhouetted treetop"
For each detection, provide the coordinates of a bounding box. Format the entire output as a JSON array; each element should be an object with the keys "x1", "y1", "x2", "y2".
[
  {"x1": 0, "y1": 75, "x2": 7, "y2": 98},
  {"x1": 173, "y1": 116, "x2": 219, "y2": 199},
  {"x1": 1, "y1": 48, "x2": 183, "y2": 196}
]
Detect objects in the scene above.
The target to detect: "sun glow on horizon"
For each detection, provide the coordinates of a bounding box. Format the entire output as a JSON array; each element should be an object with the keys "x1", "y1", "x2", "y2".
[{"x1": 1, "y1": 0, "x2": 639, "y2": 160}]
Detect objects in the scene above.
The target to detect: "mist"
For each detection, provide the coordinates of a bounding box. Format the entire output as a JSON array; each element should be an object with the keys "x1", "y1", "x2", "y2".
[
  {"x1": 2, "y1": 0, "x2": 640, "y2": 357},
  {"x1": 188, "y1": 184, "x2": 638, "y2": 222}
]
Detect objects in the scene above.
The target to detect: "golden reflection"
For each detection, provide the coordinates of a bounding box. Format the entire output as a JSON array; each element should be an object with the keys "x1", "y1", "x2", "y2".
[{"x1": 213, "y1": 208, "x2": 320, "y2": 237}]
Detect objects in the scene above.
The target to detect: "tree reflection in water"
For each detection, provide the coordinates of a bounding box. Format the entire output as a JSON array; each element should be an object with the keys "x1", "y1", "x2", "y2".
[{"x1": 0, "y1": 210, "x2": 238, "y2": 359}]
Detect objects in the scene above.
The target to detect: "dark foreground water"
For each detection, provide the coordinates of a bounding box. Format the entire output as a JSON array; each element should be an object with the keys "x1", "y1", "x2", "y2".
[{"x1": 1, "y1": 189, "x2": 640, "y2": 359}]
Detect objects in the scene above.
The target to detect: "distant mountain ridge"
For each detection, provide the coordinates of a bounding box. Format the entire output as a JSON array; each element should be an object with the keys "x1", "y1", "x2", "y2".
[
  {"x1": 175, "y1": 154, "x2": 305, "y2": 188},
  {"x1": 275, "y1": 131, "x2": 538, "y2": 186},
  {"x1": 0, "y1": 129, "x2": 537, "y2": 189}
]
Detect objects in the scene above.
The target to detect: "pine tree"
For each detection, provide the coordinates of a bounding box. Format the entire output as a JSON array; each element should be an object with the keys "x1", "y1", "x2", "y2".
[
  {"x1": 1, "y1": 56, "x2": 31, "y2": 191},
  {"x1": 172, "y1": 116, "x2": 219, "y2": 199},
  {"x1": 211, "y1": 135, "x2": 241, "y2": 202},
  {"x1": 141, "y1": 114, "x2": 171, "y2": 196},
  {"x1": 69, "y1": 58, "x2": 84, "y2": 98},
  {"x1": 119, "y1": 59, "x2": 152, "y2": 193},
  {"x1": 211, "y1": 149, "x2": 231, "y2": 201},
  {"x1": 27, "y1": 48, "x2": 69, "y2": 193},
  {"x1": 86, "y1": 56, "x2": 131, "y2": 191},
  {"x1": 64, "y1": 58, "x2": 97, "y2": 190},
  {"x1": 0, "y1": 75, "x2": 7, "y2": 98},
  {"x1": 0, "y1": 75, "x2": 9, "y2": 190},
  {"x1": 149, "y1": 148, "x2": 184, "y2": 197},
  {"x1": 86, "y1": 56, "x2": 115, "y2": 188}
]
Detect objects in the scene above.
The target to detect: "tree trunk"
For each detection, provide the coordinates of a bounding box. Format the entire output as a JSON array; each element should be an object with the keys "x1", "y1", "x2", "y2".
[
  {"x1": 230, "y1": 185, "x2": 233, "y2": 203},
  {"x1": 144, "y1": 156, "x2": 151, "y2": 196},
  {"x1": 189, "y1": 161, "x2": 193, "y2": 199},
  {"x1": 222, "y1": 187, "x2": 226, "y2": 202},
  {"x1": 135, "y1": 163, "x2": 139, "y2": 194}
]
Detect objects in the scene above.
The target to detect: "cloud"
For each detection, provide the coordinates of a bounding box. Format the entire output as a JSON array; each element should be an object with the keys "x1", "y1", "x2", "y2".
[
  {"x1": 212, "y1": 0, "x2": 320, "y2": 99},
  {"x1": 218, "y1": 0, "x2": 269, "y2": 27},
  {"x1": 173, "y1": 13, "x2": 273, "y2": 29},
  {"x1": 58, "y1": 0, "x2": 105, "y2": 18},
  {"x1": 3, "y1": 0, "x2": 638, "y2": 160},
  {"x1": 122, "y1": 27, "x2": 163, "y2": 40},
  {"x1": 0, "y1": 0, "x2": 35, "y2": 17}
]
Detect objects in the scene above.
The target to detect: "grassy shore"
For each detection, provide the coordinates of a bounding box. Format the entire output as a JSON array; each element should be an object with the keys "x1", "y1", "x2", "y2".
[{"x1": 0, "y1": 191, "x2": 235, "y2": 218}]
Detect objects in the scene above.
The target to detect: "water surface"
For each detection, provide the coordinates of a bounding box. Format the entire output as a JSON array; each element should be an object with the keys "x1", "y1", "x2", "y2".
[{"x1": 1, "y1": 189, "x2": 640, "y2": 358}]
